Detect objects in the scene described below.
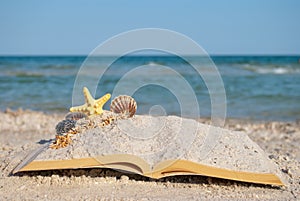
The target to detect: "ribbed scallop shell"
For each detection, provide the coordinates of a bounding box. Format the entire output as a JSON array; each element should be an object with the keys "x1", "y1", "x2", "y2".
[
  {"x1": 65, "y1": 112, "x2": 88, "y2": 121},
  {"x1": 110, "y1": 95, "x2": 137, "y2": 118}
]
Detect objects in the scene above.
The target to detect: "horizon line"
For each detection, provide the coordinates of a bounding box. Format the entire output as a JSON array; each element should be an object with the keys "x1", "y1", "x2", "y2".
[{"x1": 0, "y1": 54, "x2": 300, "y2": 57}]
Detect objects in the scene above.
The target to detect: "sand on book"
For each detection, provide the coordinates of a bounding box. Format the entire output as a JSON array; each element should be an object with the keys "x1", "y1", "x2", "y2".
[{"x1": 14, "y1": 113, "x2": 284, "y2": 186}]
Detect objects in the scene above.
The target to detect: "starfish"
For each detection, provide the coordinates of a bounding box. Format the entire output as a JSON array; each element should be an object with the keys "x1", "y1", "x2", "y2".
[{"x1": 70, "y1": 87, "x2": 111, "y2": 116}]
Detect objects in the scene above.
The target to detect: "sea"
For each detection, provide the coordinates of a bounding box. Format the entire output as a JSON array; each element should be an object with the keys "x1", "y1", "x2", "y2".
[{"x1": 0, "y1": 55, "x2": 299, "y2": 122}]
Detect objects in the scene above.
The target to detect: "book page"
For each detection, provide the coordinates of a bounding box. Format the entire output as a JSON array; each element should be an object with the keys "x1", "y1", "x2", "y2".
[{"x1": 19, "y1": 114, "x2": 282, "y2": 184}]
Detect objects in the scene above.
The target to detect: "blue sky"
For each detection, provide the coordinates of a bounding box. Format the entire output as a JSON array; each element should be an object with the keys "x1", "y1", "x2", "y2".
[{"x1": 0, "y1": 0, "x2": 299, "y2": 55}]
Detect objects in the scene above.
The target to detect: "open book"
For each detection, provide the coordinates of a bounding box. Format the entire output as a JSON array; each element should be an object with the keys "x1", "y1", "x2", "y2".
[{"x1": 13, "y1": 115, "x2": 284, "y2": 186}]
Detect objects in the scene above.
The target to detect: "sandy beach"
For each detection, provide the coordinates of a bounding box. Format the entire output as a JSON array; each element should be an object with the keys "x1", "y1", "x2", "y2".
[
  {"x1": 1, "y1": 0, "x2": 299, "y2": 200},
  {"x1": 0, "y1": 109, "x2": 299, "y2": 200}
]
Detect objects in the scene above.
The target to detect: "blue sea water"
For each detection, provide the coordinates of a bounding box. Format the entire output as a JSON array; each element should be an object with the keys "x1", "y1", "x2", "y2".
[{"x1": 0, "y1": 55, "x2": 299, "y2": 121}]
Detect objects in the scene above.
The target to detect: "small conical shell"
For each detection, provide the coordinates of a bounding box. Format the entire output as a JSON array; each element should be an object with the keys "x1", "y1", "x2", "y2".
[
  {"x1": 55, "y1": 119, "x2": 76, "y2": 135},
  {"x1": 110, "y1": 95, "x2": 137, "y2": 118},
  {"x1": 65, "y1": 112, "x2": 88, "y2": 121}
]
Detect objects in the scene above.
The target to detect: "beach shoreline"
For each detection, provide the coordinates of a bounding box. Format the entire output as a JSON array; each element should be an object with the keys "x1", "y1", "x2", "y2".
[
  {"x1": 1, "y1": 55, "x2": 300, "y2": 122},
  {"x1": 0, "y1": 109, "x2": 299, "y2": 200}
]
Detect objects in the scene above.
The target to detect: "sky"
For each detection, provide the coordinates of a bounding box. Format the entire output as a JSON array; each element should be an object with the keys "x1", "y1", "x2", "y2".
[{"x1": 0, "y1": 0, "x2": 299, "y2": 55}]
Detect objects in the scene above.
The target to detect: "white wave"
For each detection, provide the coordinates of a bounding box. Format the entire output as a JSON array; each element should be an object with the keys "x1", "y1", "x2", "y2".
[
  {"x1": 147, "y1": 61, "x2": 159, "y2": 66},
  {"x1": 256, "y1": 67, "x2": 289, "y2": 74},
  {"x1": 241, "y1": 64, "x2": 300, "y2": 74}
]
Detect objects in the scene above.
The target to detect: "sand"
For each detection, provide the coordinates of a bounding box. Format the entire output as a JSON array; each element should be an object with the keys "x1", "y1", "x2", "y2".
[{"x1": 0, "y1": 109, "x2": 299, "y2": 200}]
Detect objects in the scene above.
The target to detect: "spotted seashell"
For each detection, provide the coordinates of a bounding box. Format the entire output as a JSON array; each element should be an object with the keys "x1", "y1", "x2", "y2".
[
  {"x1": 65, "y1": 112, "x2": 88, "y2": 121},
  {"x1": 110, "y1": 95, "x2": 137, "y2": 118},
  {"x1": 55, "y1": 119, "x2": 76, "y2": 135}
]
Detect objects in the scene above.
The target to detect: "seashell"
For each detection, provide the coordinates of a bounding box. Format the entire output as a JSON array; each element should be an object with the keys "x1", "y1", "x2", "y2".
[
  {"x1": 65, "y1": 112, "x2": 88, "y2": 121},
  {"x1": 110, "y1": 95, "x2": 137, "y2": 118},
  {"x1": 55, "y1": 119, "x2": 76, "y2": 135}
]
